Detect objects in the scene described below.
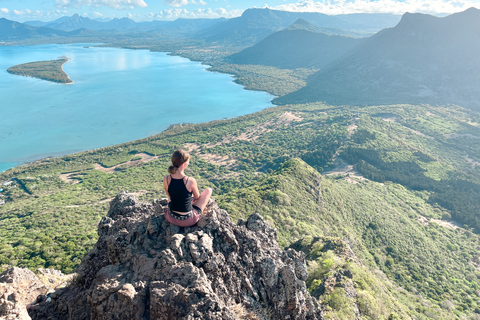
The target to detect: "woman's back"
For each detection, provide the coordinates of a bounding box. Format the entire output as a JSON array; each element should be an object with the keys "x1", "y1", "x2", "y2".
[
  {"x1": 163, "y1": 149, "x2": 212, "y2": 227},
  {"x1": 167, "y1": 176, "x2": 192, "y2": 213}
]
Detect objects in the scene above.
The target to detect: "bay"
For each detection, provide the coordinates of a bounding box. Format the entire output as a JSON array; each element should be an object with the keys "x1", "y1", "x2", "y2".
[{"x1": 0, "y1": 44, "x2": 273, "y2": 173}]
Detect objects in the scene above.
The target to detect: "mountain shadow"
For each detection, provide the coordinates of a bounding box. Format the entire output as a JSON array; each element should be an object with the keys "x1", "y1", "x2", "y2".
[
  {"x1": 226, "y1": 18, "x2": 363, "y2": 69},
  {"x1": 274, "y1": 8, "x2": 480, "y2": 111}
]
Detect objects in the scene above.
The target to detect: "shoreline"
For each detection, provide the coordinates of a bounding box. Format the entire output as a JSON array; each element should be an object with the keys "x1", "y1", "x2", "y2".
[
  {"x1": 7, "y1": 57, "x2": 74, "y2": 84},
  {"x1": 60, "y1": 58, "x2": 74, "y2": 84},
  {"x1": 0, "y1": 44, "x2": 275, "y2": 174}
]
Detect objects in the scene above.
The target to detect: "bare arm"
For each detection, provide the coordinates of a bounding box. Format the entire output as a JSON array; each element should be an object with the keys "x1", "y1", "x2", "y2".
[
  {"x1": 163, "y1": 176, "x2": 171, "y2": 201},
  {"x1": 188, "y1": 177, "x2": 200, "y2": 201}
]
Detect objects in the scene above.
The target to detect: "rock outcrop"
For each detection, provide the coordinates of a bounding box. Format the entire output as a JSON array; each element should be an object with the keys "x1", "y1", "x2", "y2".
[
  {"x1": 0, "y1": 266, "x2": 74, "y2": 320},
  {"x1": 30, "y1": 192, "x2": 323, "y2": 320},
  {"x1": 0, "y1": 267, "x2": 48, "y2": 320}
]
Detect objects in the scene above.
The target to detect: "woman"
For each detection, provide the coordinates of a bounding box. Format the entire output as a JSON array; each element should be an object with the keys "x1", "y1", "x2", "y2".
[{"x1": 163, "y1": 149, "x2": 212, "y2": 227}]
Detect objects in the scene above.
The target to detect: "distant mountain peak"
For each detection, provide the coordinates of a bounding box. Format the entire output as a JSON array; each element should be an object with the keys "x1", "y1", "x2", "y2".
[
  {"x1": 286, "y1": 18, "x2": 322, "y2": 32},
  {"x1": 293, "y1": 18, "x2": 310, "y2": 25},
  {"x1": 396, "y1": 11, "x2": 439, "y2": 27},
  {"x1": 290, "y1": 18, "x2": 313, "y2": 27},
  {"x1": 274, "y1": 7, "x2": 480, "y2": 109},
  {"x1": 462, "y1": 6, "x2": 480, "y2": 13}
]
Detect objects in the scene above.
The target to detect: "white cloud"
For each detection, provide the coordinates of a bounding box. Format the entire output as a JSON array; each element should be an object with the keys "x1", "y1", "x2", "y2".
[
  {"x1": 55, "y1": 0, "x2": 148, "y2": 10},
  {"x1": 0, "y1": 8, "x2": 9, "y2": 14},
  {"x1": 272, "y1": 0, "x2": 480, "y2": 15},
  {"x1": 92, "y1": 11, "x2": 105, "y2": 17},
  {"x1": 154, "y1": 7, "x2": 242, "y2": 19},
  {"x1": 163, "y1": 0, "x2": 207, "y2": 8},
  {"x1": 13, "y1": 9, "x2": 32, "y2": 15}
]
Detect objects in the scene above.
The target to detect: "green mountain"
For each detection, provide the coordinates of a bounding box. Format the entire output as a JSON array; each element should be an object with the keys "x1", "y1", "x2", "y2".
[
  {"x1": 226, "y1": 19, "x2": 362, "y2": 69},
  {"x1": 2, "y1": 102, "x2": 480, "y2": 318},
  {"x1": 274, "y1": 8, "x2": 480, "y2": 110},
  {"x1": 221, "y1": 157, "x2": 476, "y2": 319}
]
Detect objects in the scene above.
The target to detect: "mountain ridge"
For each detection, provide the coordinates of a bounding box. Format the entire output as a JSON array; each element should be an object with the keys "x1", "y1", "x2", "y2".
[
  {"x1": 226, "y1": 18, "x2": 363, "y2": 69},
  {"x1": 198, "y1": 8, "x2": 399, "y2": 45},
  {"x1": 274, "y1": 7, "x2": 480, "y2": 109}
]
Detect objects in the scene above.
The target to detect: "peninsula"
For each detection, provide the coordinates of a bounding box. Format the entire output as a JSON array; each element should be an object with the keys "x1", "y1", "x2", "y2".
[{"x1": 7, "y1": 58, "x2": 73, "y2": 84}]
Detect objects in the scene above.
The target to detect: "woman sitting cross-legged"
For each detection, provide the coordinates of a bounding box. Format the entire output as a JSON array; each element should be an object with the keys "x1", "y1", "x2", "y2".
[{"x1": 163, "y1": 149, "x2": 212, "y2": 227}]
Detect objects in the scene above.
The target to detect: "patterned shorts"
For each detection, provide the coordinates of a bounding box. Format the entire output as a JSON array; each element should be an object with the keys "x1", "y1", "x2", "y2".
[{"x1": 164, "y1": 205, "x2": 202, "y2": 227}]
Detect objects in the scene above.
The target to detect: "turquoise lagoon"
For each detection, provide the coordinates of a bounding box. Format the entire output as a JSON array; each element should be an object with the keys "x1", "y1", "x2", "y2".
[{"x1": 0, "y1": 44, "x2": 273, "y2": 173}]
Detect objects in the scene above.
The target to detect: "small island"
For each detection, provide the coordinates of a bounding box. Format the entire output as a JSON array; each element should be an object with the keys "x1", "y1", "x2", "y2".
[{"x1": 7, "y1": 58, "x2": 73, "y2": 84}]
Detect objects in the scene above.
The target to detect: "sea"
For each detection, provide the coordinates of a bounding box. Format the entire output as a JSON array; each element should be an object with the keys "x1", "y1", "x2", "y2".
[{"x1": 0, "y1": 44, "x2": 273, "y2": 173}]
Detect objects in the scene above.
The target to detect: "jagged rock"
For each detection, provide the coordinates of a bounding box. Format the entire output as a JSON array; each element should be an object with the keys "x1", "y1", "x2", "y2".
[
  {"x1": 0, "y1": 267, "x2": 48, "y2": 320},
  {"x1": 30, "y1": 191, "x2": 323, "y2": 320}
]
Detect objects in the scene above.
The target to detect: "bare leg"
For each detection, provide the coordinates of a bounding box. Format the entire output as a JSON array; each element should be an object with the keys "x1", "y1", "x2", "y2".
[{"x1": 192, "y1": 188, "x2": 212, "y2": 212}]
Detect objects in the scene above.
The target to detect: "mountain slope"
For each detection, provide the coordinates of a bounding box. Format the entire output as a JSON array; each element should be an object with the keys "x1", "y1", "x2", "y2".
[
  {"x1": 227, "y1": 19, "x2": 363, "y2": 69},
  {"x1": 274, "y1": 8, "x2": 480, "y2": 110},
  {"x1": 43, "y1": 14, "x2": 104, "y2": 31},
  {"x1": 218, "y1": 158, "x2": 480, "y2": 319},
  {"x1": 0, "y1": 18, "x2": 68, "y2": 40},
  {"x1": 42, "y1": 14, "x2": 139, "y2": 31},
  {"x1": 198, "y1": 8, "x2": 399, "y2": 45}
]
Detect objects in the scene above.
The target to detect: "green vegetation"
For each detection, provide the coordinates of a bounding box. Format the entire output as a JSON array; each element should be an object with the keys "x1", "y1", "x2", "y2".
[
  {"x1": 221, "y1": 158, "x2": 480, "y2": 317},
  {"x1": 2, "y1": 101, "x2": 480, "y2": 319},
  {"x1": 2, "y1": 37, "x2": 480, "y2": 317},
  {"x1": 7, "y1": 58, "x2": 73, "y2": 83},
  {"x1": 208, "y1": 63, "x2": 317, "y2": 97}
]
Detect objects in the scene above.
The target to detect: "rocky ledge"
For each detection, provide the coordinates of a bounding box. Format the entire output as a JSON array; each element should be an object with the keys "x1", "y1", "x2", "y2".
[{"x1": 27, "y1": 192, "x2": 323, "y2": 320}]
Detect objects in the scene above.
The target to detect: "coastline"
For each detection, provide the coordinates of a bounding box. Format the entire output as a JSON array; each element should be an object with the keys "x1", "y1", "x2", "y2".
[
  {"x1": 7, "y1": 58, "x2": 74, "y2": 84},
  {"x1": 60, "y1": 58, "x2": 74, "y2": 84},
  {"x1": 0, "y1": 44, "x2": 274, "y2": 174}
]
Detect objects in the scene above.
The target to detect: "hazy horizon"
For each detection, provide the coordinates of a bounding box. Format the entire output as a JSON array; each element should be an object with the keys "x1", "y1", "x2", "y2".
[{"x1": 1, "y1": 0, "x2": 480, "y2": 23}]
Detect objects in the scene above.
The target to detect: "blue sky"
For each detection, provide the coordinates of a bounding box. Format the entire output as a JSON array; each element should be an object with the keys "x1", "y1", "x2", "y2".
[{"x1": 1, "y1": 0, "x2": 479, "y2": 22}]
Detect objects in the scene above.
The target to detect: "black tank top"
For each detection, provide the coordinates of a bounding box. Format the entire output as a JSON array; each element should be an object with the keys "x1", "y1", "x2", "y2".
[{"x1": 168, "y1": 176, "x2": 192, "y2": 212}]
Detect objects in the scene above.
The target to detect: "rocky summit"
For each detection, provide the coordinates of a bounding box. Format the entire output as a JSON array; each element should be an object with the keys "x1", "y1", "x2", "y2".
[{"x1": 28, "y1": 192, "x2": 323, "y2": 320}]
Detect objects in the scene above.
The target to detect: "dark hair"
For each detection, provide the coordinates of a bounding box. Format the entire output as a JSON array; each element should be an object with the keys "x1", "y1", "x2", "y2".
[{"x1": 168, "y1": 149, "x2": 190, "y2": 174}]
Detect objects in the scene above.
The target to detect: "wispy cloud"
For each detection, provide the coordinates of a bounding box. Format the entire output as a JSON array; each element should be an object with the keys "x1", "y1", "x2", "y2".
[
  {"x1": 162, "y1": 0, "x2": 207, "y2": 8},
  {"x1": 13, "y1": 9, "x2": 32, "y2": 15},
  {"x1": 0, "y1": 8, "x2": 9, "y2": 14},
  {"x1": 55, "y1": 0, "x2": 148, "y2": 10},
  {"x1": 272, "y1": 0, "x2": 480, "y2": 15}
]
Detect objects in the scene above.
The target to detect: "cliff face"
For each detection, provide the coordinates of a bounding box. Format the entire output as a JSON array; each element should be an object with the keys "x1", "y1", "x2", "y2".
[{"x1": 30, "y1": 192, "x2": 323, "y2": 320}]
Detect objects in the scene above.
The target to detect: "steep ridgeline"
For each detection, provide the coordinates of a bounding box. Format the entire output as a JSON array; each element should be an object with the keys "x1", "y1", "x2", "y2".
[
  {"x1": 43, "y1": 14, "x2": 136, "y2": 31},
  {"x1": 275, "y1": 8, "x2": 480, "y2": 110},
  {"x1": 29, "y1": 192, "x2": 323, "y2": 320},
  {"x1": 197, "y1": 8, "x2": 400, "y2": 46},
  {"x1": 227, "y1": 19, "x2": 363, "y2": 69}
]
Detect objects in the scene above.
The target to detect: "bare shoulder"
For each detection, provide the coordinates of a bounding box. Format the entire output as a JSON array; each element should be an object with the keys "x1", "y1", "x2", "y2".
[{"x1": 186, "y1": 176, "x2": 197, "y2": 186}]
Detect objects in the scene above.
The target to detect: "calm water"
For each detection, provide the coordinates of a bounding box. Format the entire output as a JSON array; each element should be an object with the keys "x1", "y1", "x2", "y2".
[{"x1": 0, "y1": 44, "x2": 273, "y2": 172}]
